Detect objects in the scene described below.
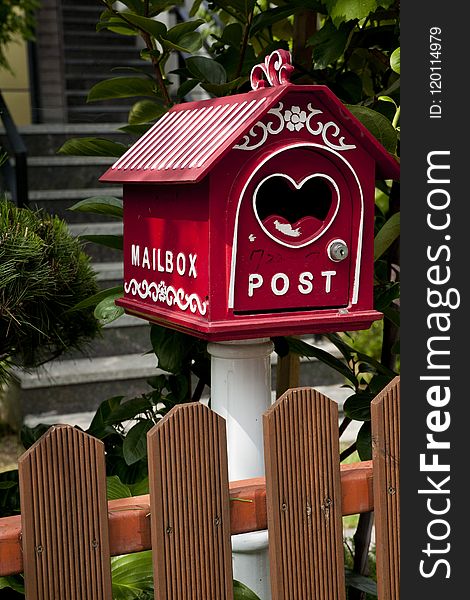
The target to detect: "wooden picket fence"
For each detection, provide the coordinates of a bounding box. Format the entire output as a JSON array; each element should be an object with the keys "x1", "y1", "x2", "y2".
[{"x1": 0, "y1": 377, "x2": 400, "y2": 599}]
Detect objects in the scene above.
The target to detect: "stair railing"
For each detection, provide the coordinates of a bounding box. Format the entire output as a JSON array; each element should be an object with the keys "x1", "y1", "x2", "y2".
[{"x1": 0, "y1": 90, "x2": 29, "y2": 207}]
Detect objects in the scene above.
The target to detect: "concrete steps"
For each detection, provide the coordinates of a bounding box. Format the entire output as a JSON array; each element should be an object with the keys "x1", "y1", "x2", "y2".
[
  {"x1": 17, "y1": 346, "x2": 351, "y2": 437},
  {"x1": 60, "y1": 0, "x2": 149, "y2": 123},
  {"x1": 5, "y1": 353, "x2": 161, "y2": 429}
]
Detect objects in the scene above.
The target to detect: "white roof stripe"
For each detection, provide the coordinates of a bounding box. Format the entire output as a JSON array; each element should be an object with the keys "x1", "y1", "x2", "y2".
[
  {"x1": 152, "y1": 104, "x2": 231, "y2": 170},
  {"x1": 141, "y1": 108, "x2": 200, "y2": 170},
  {"x1": 169, "y1": 102, "x2": 242, "y2": 171},
  {"x1": 114, "y1": 111, "x2": 177, "y2": 170},
  {"x1": 193, "y1": 98, "x2": 266, "y2": 168},
  {"x1": 161, "y1": 102, "x2": 241, "y2": 170},
  {"x1": 112, "y1": 97, "x2": 268, "y2": 173},
  {"x1": 130, "y1": 113, "x2": 187, "y2": 170}
]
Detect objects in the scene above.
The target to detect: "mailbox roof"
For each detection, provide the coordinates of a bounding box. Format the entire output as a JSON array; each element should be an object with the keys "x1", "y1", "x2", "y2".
[{"x1": 100, "y1": 84, "x2": 399, "y2": 184}]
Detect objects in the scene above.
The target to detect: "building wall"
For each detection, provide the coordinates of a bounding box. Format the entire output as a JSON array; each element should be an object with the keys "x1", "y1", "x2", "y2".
[
  {"x1": 34, "y1": 0, "x2": 67, "y2": 123},
  {"x1": 0, "y1": 39, "x2": 32, "y2": 126}
]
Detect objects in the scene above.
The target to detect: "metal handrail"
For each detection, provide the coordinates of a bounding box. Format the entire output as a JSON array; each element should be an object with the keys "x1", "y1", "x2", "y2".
[{"x1": 0, "y1": 90, "x2": 29, "y2": 207}]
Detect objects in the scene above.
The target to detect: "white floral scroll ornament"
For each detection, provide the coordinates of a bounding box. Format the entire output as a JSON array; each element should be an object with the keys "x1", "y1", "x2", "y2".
[
  {"x1": 234, "y1": 103, "x2": 357, "y2": 152},
  {"x1": 124, "y1": 279, "x2": 208, "y2": 316},
  {"x1": 284, "y1": 106, "x2": 307, "y2": 131},
  {"x1": 250, "y1": 49, "x2": 294, "y2": 90}
]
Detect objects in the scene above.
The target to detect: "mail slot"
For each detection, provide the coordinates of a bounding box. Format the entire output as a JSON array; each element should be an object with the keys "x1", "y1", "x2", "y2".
[{"x1": 100, "y1": 50, "x2": 399, "y2": 341}]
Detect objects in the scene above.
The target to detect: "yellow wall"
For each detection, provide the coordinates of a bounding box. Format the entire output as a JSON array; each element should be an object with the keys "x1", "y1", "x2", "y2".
[{"x1": 0, "y1": 38, "x2": 32, "y2": 125}]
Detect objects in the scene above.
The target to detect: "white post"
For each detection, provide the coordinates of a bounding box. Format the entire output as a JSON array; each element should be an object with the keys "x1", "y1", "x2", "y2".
[{"x1": 207, "y1": 338, "x2": 274, "y2": 600}]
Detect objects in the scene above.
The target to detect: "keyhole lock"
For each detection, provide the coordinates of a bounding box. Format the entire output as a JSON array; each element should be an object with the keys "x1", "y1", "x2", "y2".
[{"x1": 327, "y1": 239, "x2": 349, "y2": 262}]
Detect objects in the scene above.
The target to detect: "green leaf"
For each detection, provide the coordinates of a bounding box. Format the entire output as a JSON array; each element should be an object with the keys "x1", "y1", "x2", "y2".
[
  {"x1": 189, "y1": 0, "x2": 203, "y2": 17},
  {"x1": 374, "y1": 212, "x2": 400, "y2": 260},
  {"x1": 0, "y1": 575, "x2": 25, "y2": 594},
  {"x1": 177, "y1": 32, "x2": 203, "y2": 53},
  {"x1": 201, "y1": 77, "x2": 245, "y2": 97},
  {"x1": 97, "y1": 16, "x2": 138, "y2": 36},
  {"x1": 128, "y1": 477, "x2": 149, "y2": 496},
  {"x1": 286, "y1": 337, "x2": 358, "y2": 387},
  {"x1": 167, "y1": 373, "x2": 190, "y2": 403},
  {"x1": 105, "y1": 396, "x2": 155, "y2": 425},
  {"x1": 355, "y1": 350, "x2": 396, "y2": 378},
  {"x1": 128, "y1": 99, "x2": 167, "y2": 124},
  {"x1": 58, "y1": 137, "x2": 128, "y2": 158},
  {"x1": 335, "y1": 72, "x2": 363, "y2": 104},
  {"x1": 345, "y1": 104, "x2": 398, "y2": 154},
  {"x1": 87, "y1": 396, "x2": 124, "y2": 438},
  {"x1": 177, "y1": 78, "x2": 199, "y2": 98},
  {"x1": 374, "y1": 282, "x2": 400, "y2": 312},
  {"x1": 378, "y1": 95, "x2": 397, "y2": 109},
  {"x1": 343, "y1": 392, "x2": 374, "y2": 421},
  {"x1": 165, "y1": 18, "x2": 204, "y2": 43},
  {"x1": 367, "y1": 374, "x2": 395, "y2": 396},
  {"x1": 20, "y1": 423, "x2": 50, "y2": 449},
  {"x1": 123, "y1": 420, "x2": 154, "y2": 465},
  {"x1": 186, "y1": 56, "x2": 227, "y2": 84},
  {"x1": 119, "y1": 13, "x2": 167, "y2": 38},
  {"x1": 323, "y1": 332, "x2": 354, "y2": 364},
  {"x1": 323, "y1": 0, "x2": 388, "y2": 26},
  {"x1": 251, "y1": 6, "x2": 304, "y2": 36},
  {"x1": 94, "y1": 293, "x2": 125, "y2": 325},
  {"x1": 111, "y1": 551, "x2": 154, "y2": 599},
  {"x1": 107, "y1": 475, "x2": 132, "y2": 500},
  {"x1": 345, "y1": 568, "x2": 378, "y2": 595},
  {"x1": 308, "y1": 20, "x2": 353, "y2": 69},
  {"x1": 324, "y1": 334, "x2": 396, "y2": 378},
  {"x1": 69, "y1": 196, "x2": 123, "y2": 219},
  {"x1": 0, "y1": 481, "x2": 16, "y2": 489},
  {"x1": 151, "y1": 325, "x2": 196, "y2": 373},
  {"x1": 0, "y1": 470, "x2": 20, "y2": 517},
  {"x1": 119, "y1": 124, "x2": 153, "y2": 136},
  {"x1": 383, "y1": 305, "x2": 400, "y2": 328},
  {"x1": 80, "y1": 234, "x2": 123, "y2": 250},
  {"x1": 390, "y1": 47, "x2": 400, "y2": 74},
  {"x1": 87, "y1": 77, "x2": 157, "y2": 102},
  {"x1": 356, "y1": 421, "x2": 372, "y2": 460},
  {"x1": 160, "y1": 32, "x2": 203, "y2": 53},
  {"x1": 148, "y1": 0, "x2": 183, "y2": 16},
  {"x1": 71, "y1": 285, "x2": 124, "y2": 312},
  {"x1": 233, "y1": 579, "x2": 262, "y2": 600},
  {"x1": 220, "y1": 22, "x2": 243, "y2": 47}
]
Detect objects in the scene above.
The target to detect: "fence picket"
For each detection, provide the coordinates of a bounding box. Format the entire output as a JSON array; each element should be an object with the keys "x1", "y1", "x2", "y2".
[
  {"x1": 263, "y1": 387, "x2": 346, "y2": 600},
  {"x1": 18, "y1": 425, "x2": 112, "y2": 600},
  {"x1": 371, "y1": 376, "x2": 400, "y2": 599},
  {"x1": 147, "y1": 402, "x2": 234, "y2": 600}
]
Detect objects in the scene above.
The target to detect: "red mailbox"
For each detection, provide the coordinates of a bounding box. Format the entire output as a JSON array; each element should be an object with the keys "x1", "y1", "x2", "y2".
[{"x1": 101, "y1": 51, "x2": 399, "y2": 341}]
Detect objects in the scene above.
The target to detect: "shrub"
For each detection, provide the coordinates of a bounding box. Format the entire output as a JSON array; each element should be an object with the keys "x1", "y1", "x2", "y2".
[{"x1": 0, "y1": 199, "x2": 100, "y2": 383}]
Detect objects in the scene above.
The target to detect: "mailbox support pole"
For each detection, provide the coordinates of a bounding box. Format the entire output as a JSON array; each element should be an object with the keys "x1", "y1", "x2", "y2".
[{"x1": 208, "y1": 338, "x2": 273, "y2": 600}]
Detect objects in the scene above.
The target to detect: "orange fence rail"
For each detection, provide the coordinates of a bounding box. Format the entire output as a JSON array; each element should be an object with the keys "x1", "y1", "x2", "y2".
[{"x1": 0, "y1": 462, "x2": 373, "y2": 578}]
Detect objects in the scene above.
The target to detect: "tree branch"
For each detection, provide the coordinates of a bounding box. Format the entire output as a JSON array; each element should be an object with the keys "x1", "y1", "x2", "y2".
[{"x1": 235, "y1": 9, "x2": 254, "y2": 79}]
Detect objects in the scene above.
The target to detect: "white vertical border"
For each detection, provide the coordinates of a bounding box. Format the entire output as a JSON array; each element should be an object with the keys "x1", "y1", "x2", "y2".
[{"x1": 227, "y1": 143, "x2": 364, "y2": 308}]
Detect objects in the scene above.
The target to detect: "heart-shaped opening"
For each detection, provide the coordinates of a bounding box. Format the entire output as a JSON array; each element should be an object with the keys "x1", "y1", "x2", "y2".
[{"x1": 254, "y1": 174, "x2": 336, "y2": 245}]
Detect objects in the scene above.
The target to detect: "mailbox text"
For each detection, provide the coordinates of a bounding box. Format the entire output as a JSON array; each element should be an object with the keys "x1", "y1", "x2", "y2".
[
  {"x1": 131, "y1": 244, "x2": 198, "y2": 278},
  {"x1": 248, "y1": 270, "x2": 337, "y2": 297}
]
